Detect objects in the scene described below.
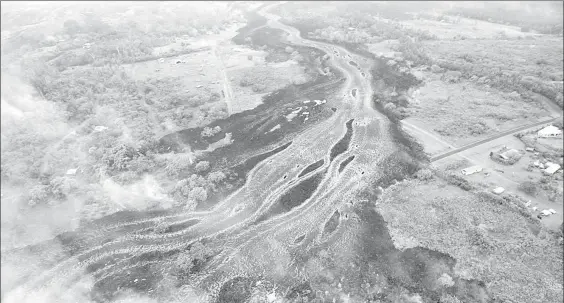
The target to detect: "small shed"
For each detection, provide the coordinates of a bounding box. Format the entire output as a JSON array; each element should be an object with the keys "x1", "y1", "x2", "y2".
[
  {"x1": 158, "y1": 58, "x2": 165, "y2": 63},
  {"x1": 461, "y1": 165, "x2": 482, "y2": 175},
  {"x1": 492, "y1": 187, "x2": 505, "y2": 195},
  {"x1": 537, "y1": 125, "x2": 562, "y2": 138},
  {"x1": 544, "y1": 163, "x2": 561, "y2": 175},
  {"x1": 66, "y1": 168, "x2": 78, "y2": 175}
]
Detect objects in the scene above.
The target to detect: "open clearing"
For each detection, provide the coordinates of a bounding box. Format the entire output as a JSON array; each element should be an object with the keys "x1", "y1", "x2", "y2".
[
  {"x1": 404, "y1": 71, "x2": 551, "y2": 147},
  {"x1": 228, "y1": 60, "x2": 310, "y2": 114}
]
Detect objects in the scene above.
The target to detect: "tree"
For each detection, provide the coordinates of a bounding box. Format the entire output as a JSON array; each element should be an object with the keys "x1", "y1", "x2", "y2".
[
  {"x1": 102, "y1": 144, "x2": 136, "y2": 172},
  {"x1": 29, "y1": 184, "x2": 49, "y2": 206},
  {"x1": 128, "y1": 154, "x2": 156, "y2": 174},
  {"x1": 201, "y1": 125, "x2": 222, "y2": 138},
  {"x1": 384, "y1": 102, "x2": 396, "y2": 111},
  {"x1": 208, "y1": 171, "x2": 226, "y2": 183},
  {"x1": 49, "y1": 176, "x2": 77, "y2": 199},
  {"x1": 165, "y1": 153, "x2": 193, "y2": 176},
  {"x1": 415, "y1": 168, "x2": 434, "y2": 181},
  {"x1": 188, "y1": 186, "x2": 207, "y2": 202},
  {"x1": 195, "y1": 161, "x2": 210, "y2": 173},
  {"x1": 201, "y1": 127, "x2": 214, "y2": 138}
]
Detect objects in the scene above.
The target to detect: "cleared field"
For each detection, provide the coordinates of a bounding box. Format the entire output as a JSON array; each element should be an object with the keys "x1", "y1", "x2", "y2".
[
  {"x1": 228, "y1": 59, "x2": 311, "y2": 114},
  {"x1": 122, "y1": 51, "x2": 221, "y2": 86},
  {"x1": 223, "y1": 45, "x2": 268, "y2": 71},
  {"x1": 366, "y1": 39, "x2": 400, "y2": 58},
  {"x1": 404, "y1": 71, "x2": 550, "y2": 146}
]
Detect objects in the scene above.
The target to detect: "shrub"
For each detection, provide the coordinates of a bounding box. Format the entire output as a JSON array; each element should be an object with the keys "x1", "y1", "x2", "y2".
[
  {"x1": 519, "y1": 181, "x2": 538, "y2": 196},
  {"x1": 430, "y1": 64, "x2": 443, "y2": 73},
  {"x1": 188, "y1": 186, "x2": 208, "y2": 202},
  {"x1": 201, "y1": 126, "x2": 222, "y2": 138},
  {"x1": 466, "y1": 226, "x2": 494, "y2": 252},
  {"x1": 415, "y1": 168, "x2": 434, "y2": 181},
  {"x1": 443, "y1": 173, "x2": 474, "y2": 191},
  {"x1": 208, "y1": 171, "x2": 227, "y2": 183},
  {"x1": 195, "y1": 161, "x2": 211, "y2": 173},
  {"x1": 165, "y1": 153, "x2": 193, "y2": 176}
]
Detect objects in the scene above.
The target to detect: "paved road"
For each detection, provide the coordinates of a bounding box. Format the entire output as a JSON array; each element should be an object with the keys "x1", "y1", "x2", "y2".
[{"x1": 430, "y1": 117, "x2": 561, "y2": 162}]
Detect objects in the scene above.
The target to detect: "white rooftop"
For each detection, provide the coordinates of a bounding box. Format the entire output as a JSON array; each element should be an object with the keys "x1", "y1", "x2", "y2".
[
  {"x1": 538, "y1": 125, "x2": 562, "y2": 136},
  {"x1": 544, "y1": 163, "x2": 561, "y2": 175}
]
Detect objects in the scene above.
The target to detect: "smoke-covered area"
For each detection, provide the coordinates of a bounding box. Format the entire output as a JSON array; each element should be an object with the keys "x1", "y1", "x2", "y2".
[{"x1": 0, "y1": 2, "x2": 252, "y2": 301}]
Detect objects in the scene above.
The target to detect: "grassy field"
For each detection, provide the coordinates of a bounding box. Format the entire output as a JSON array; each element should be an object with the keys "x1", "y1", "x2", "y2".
[
  {"x1": 378, "y1": 178, "x2": 563, "y2": 303},
  {"x1": 229, "y1": 61, "x2": 310, "y2": 113},
  {"x1": 404, "y1": 71, "x2": 551, "y2": 146}
]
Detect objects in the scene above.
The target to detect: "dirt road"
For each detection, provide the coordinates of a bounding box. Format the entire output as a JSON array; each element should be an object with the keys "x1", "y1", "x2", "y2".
[{"x1": 212, "y1": 42, "x2": 235, "y2": 115}]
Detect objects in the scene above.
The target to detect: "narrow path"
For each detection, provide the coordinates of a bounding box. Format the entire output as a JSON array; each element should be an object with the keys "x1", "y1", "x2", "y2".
[{"x1": 212, "y1": 42, "x2": 234, "y2": 115}]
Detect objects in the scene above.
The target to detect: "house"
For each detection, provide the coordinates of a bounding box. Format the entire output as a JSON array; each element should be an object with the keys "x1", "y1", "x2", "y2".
[
  {"x1": 537, "y1": 125, "x2": 562, "y2": 138},
  {"x1": 492, "y1": 187, "x2": 505, "y2": 195},
  {"x1": 461, "y1": 165, "x2": 482, "y2": 175},
  {"x1": 544, "y1": 163, "x2": 561, "y2": 175}
]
